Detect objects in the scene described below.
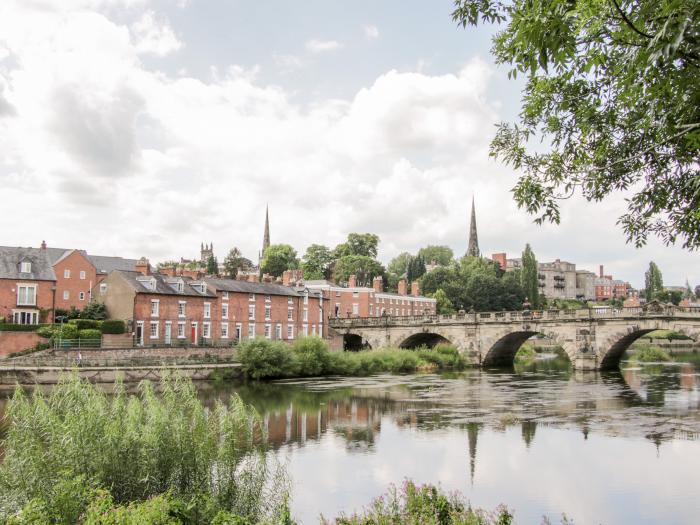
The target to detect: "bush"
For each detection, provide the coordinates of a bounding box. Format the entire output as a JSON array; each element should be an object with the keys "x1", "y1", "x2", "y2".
[
  {"x1": 73, "y1": 319, "x2": 102, "y2": 330},
  {"x1": 237, "y1": 339, "x2": 299, "y2": 379},
  {"x1": 101, "y1": 320, "x2": 126, "y2": 335},
  {"x1": 631, "y1": 345, "x2": 672, "y2": 362},
  {"x1": 79, "y1": 329, "x2": 102, "y2": 341},
  {"x1": 0, "y1": 374, "x2": 289, "y2": 524},
  {"x1": 0, "y1": 324, "x2": 48, "y2": 332},
  {"x1": 515, "y1": 343, "x2": 537, "y2": 362},
  {"x1": 323, "y1": 480, "x2": 513, "y2": 525},
  {"x1": 292, "y1": 337, "x2": 331, "y2": 376}
]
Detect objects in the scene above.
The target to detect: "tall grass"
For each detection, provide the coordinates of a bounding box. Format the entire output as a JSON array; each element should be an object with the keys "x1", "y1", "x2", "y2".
[
  {"x1": 0, "y1": 374, "x2": 289, "y2": 524},
  {"x1": 237, "y1": 337, "x2": 467, "y2": 380},
  {"x1": 630, "y1": 345, "x2": 672, "y2": 362}
]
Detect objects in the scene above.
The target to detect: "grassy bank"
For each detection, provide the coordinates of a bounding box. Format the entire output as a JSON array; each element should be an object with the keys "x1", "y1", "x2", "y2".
[
  {"x1": 629, "y1": 345, "x2": 672, "y2": 362},
  {"x1": 237, "y1": 337, "x2": 467, "y2": 380}
]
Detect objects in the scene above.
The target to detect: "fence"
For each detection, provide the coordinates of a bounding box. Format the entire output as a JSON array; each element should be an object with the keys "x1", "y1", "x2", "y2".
[{"x1": 53, "y1": 337, "x2": 239, "y2": 350}]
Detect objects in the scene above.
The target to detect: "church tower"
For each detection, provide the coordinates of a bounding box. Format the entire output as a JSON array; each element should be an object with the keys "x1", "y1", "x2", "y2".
[{"x1": 467, "y1": 197, "x2": 480, "y2": 257}]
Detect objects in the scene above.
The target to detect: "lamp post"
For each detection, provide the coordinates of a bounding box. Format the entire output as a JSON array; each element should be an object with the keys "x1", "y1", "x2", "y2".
[{"x1": 55, "y1": 315, "x2": 67, "y2": 350}]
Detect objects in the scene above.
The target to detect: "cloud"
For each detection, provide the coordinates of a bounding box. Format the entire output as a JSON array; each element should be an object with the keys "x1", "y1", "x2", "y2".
[
  {"x1": 131, "y1": 10, "x2": 182, "y2": 56},
  {"x1": 272, "y1": 53, "x2": 306, "y2": 72},
  {"x1": 305, "y1": 39, "x2": 342, "y2": 53},
  {"x1": 364, "y1": 25, "x2": 379, "y2": 39}
]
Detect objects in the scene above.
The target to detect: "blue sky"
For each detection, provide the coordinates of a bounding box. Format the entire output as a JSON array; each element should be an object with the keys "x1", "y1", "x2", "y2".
[{"x1": 0, "y1": 0, "x2": 696, "y2": 288}]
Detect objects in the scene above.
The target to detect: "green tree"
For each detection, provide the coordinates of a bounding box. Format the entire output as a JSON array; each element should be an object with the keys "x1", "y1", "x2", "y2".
[
  {"x1": 417, "y1": 245, "x2": 454, "y2": 266},
  {"x1": 333, "y1": 255, "x2": 385, "y2": 287},
  {"x1": 695, "y1": 285, "x2": 700, "y2": 300},
  {"x1": 387, "y1": 252, "x2": 413, "y2": 278},
  {"x1": 260, "y1": 244, "x2": 299, "y2": 278},
  {"x1": 520, "y1": 244, "x2": 540, "y2": 308},
  {"x1": 301, "y1": 244, "x2": 334, "y2": 280},
  {"x1": 222, "y1": 247, "x2": 253, "y2": 277},
  {"x1": 205, "y1": 255, "x2": 219, "y2": 275},
  {"x1": 453, "y1": 0, "x2": 700, "y2": 249},
  {"x1": 334, "y1": 233, "x2": 380, "y2": 259},
  {"x1": 644, "y1": 262, "x2": 664, "y2": 301},
  {"x1": 433, "y1": 289, "x2": 455, "y2": 315}
]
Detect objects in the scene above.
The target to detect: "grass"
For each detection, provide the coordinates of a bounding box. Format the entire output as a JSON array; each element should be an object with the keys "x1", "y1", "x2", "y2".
[
  {"x1": 237, "y1": 338, "x2": 467, "y2": 380},
  {"x1": 514, "y1": 343, "x2": 537, "y2": 362},
  {"x1": 643, "y1": 330, "x2": 690, "y2": 341},
  {"x1": 630, "y1": 345, "x2": 672, "y2": 362}
]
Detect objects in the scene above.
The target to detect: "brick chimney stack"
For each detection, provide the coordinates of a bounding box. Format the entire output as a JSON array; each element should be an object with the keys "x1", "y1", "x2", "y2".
[
  {"x1": 282, "y1": 270, "x2": 292, "y2": 286},
  {"x1": 398, "y1": 278, "x2": 407, "y2": 296},
  {"x1": 373, "y1": 276, "x2": 383, "y2": 293},
  {"x1": 411, "y1": 281, "x2": 420, "y2": 297},
  {"x1": 40, "y1": 240, "x2": 47, "y2": 250},
  {"x1": 160, "y1": 266, "x2": 176, "y2": 278},
  {"x1": 135, "y1": 257, "x2": 151, "y2": 276},
  {"x1": 599, "y1": 265, "x2": 604, "y2": 278},
  {"x1": 348, "y1": 275, "x2": 357, "y2": 288}
]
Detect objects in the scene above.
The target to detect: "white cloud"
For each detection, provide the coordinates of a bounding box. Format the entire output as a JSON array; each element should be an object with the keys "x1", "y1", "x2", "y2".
[
  {"x1": 0, "y1": 0, "x2": 696, "y2": 288},
  {"x1": 305, "y1": 39, "x2": 342, "y2": 53},
  {"x1": 364, "y1": 25, "x2": 379, "y2": 39},
  {"x1": 272, "y1": 53, "x2": 306, "y2": 72},
  {"x1": 131, "y1": 10, "x2": 182, "y2": 56}
]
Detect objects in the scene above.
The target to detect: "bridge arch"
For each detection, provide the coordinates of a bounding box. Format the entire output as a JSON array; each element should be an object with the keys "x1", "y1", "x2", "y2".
[
  {"x1": 482, "y1": 329, "x2": 575, "y2": 367},
  {"x1": 398, "y1": 332, "x2": 453, "y2": 349},
  {"x1": 598, "y1": 325, "x2": 699, "y2": 369},
  {"x1": 343, "y1": 333, "x2": 372, "y2": 351}
]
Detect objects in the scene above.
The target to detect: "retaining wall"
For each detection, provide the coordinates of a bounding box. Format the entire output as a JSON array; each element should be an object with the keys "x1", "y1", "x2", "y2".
[{"x1": 0, "y1": 332, "x2": 43, "y2": 358}]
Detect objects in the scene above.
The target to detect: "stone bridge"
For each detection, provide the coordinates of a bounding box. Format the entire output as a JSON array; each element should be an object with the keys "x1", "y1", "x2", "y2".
[{"x1": 328, "y1": 306, "x2": 700, "y2": 370}]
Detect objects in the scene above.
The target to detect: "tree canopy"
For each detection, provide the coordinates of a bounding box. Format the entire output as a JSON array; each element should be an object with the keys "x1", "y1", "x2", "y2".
[
  {"x1": 333, "y1": 233, "x2": 380, "y2": 259},
  {"x1": 418, "y1": 245, "x2": 454, "y2": 266},
  {"x1": 644, "y1": 261, "x2": 664, "y2": 301},
  {"x1": 333, "y1": 255, "x2": 385, "y2": 287},
  {"x1": 205, "y1": 255, "x2": 218, "y2": 276},
  {"x1": 222, "y1": 247, "x2": 253, "y2": 277},
  {"x1": 453, "y1": 0, "x2": 700, "y2": 249},
  {"x1": 301, "y1": 244, "x2": 335, "y2": 281},
  {"x1": 521, "y1": 244, "x2": 540, "y2": 308},
  {"x1": 260, "y1": 244, "x2": 299, "y2": 278}
]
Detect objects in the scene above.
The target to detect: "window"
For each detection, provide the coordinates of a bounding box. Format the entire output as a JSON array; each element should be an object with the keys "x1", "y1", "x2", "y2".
[
  {"x1": 203, "y1": 322, "x2": 211, "y2": 339},
  {"x1": 64, "y1": 269, "x2": 70, "y2": 278},
  {"x1": 287, "y1": 325, "x2": 294, "y2": 340},
  {"x1": 222, "y1": 291, "x2": 229, "y2": 300},
  {"x1": 17, "y1": 285, "x2": 37, "y2": 306},
  {"x1": 352, "y1": 304, "x2": 359, "y2": 315},
  {"x1": 100, "y1": 283, "x2": 107, "y2": 294},
  {"x1": 264, "y1": 324, "x2": 271, "y2": 339},
  {"x1": 265, "y1": 295, "x2": 271, "y2": 302},
  {"x1": 79, "y1": 271, "x2": 86, "y2": 280},
  {"x1": 235, "y1": 323, "x2": 242, "y2": 340},
  {"x1": 265, "y1": 306, "x2": 271, "y2": 320},
  {"x1": 249, "y1": 293, "x2": 255, "y2": 301},
  {"x1": 352, "y1": 291, "x2": 359, "y2": 298},
  {"x1": 12, "y1": 310, "x2": 38, "y2": 324},
  {"x1": 177, "y1": 321, "x2": 185, "y2": 338},
  {"x1": 221, "y1": 323, "x2": 229, "y2": 338},
  {"x1": 150, "y1": 321, "x2": 159, "y2": 339},
  {"x1": 303, "y1": 308, "x2": 308, "y2": 321},
  {"x1": 288, "y1": 297, "x2": 293, "y2": 305},
  {"x1": 287, "y1": 308, "x2": 293, "y2": 321},
  {"x1": 248, "y1": 305, "x2": 255, "y2": 320},
  {"x1": 204, "y1": 302, "x2": 211, "y2": 319},
  {"x1": 151, "y1": 299, "x2": 159, "y2": 317},
  {"x1": 319, "y1": 307, "x2": 323, "y2": 322},
  {"x1": 178, "y1": 301, "x2": 186, "y2": 317},
  {"x1": 335, "y1": 291, "x2": 341, "y2": 297},
  {"x1": 63, "y1": 290, "x2": 69, "y2": 300},
  {"x1": 248, "y1": 323, "x2": 255, "y2": 339},
  {"x1": 302, "y1": 324, "x2": 308, "y2": 336},
  {"x1": 79, "y1": 292, "x2": 85, "y2": 301},
  {"x1": 311, "y1": 325, "x2": 316, "y2": 335},
  {"x1": 369, "y1": 305, "x2": 373, "y2": 316},
  {"x1": 275, "y1": 324, "x2": 282, "y2": 340},
  {"x1": 177, "y1": 281, "x2": 184, "y2": 293},
  {"x1": 304, "y1": 293, "x2": 309, "y2": 304},
  {"x1": 222, "y1": 304, "x2": 229, "y2": 319},
  {"x1": 20, "y1": 261, "x2": 31, "y2": 273}
]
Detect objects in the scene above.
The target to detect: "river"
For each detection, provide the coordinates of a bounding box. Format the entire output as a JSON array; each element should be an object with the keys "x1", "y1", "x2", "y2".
[{"x1": 2, "y1": 354, "x2": 700, "y2": 524}]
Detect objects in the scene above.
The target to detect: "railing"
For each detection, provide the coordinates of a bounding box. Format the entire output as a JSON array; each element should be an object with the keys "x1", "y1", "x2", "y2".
[
  {"x1": 54, "y1": 338, "x2": 238, "y2": 350},
  {"x1": 328, "y1": 306, "x2": 700, "y2": 328}
]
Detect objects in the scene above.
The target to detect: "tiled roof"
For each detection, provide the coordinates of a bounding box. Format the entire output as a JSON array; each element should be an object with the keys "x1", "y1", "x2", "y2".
[
  {"x1": 89, "y1": 255, "x2": 138, "y2": 274},
  {"x1": 0, "y1": 246, "x2": 57, "y2": 281},
  {"x1": 204, "y1": 278, "x2": 301, "y2": 297},
  {"x1": 118, "y1": 271, "x2": 216, "y2": 297}
]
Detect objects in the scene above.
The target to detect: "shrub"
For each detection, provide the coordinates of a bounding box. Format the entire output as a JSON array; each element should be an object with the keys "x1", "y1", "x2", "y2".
[
  {"x1": 322, "y1": 480, "x2": 513, "y2": 525},
  {"x1": 292, "y1": 337, "x2": 331, "y2": 376},
  {"x1": 36, "y1": 325, "x2": 56, "y2": 338},
  {"x1": 237, "y1": 339, "x2": 299, "y2": 379},
  {"x1": 515, "y1": 343, "x2": 537, "y2": 362},
  {"x1": 632, "y1": 345, "x2": 672, "y2": 362},
  {"x1": 57, "y1": 324, "x2": 79, "y2": 340},
  {"x1": 73, "y1": 319, "x2": 102, "y2": 330},
  {"x1": 0, "y1": 324, "x2": 47, "y2": 332},
  {"x1": 101, "y1": 320, "x2": 126, "y2": 335},
  {"x1": 79, "y1": 329, "x2": 102, "y2": 341},
  {"x1": 0, "y1": 374, "x2": 289, "y2": 524}
]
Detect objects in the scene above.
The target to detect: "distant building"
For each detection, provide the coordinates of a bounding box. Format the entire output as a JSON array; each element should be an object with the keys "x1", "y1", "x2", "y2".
[
  {"x1": 593, "y1": 265, "x2": 631, "y2": 301},
  {"x1": 467, "y1": 197, "x2": 480, "y2": 257},
  {"x1": 0, "y1": 246, "x2": 56, "y2": 324}
]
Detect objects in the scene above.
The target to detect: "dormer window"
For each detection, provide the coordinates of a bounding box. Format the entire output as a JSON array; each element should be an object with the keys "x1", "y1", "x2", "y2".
[
  {"x1": 20, "y1": 261, "x2": 31, "y2": 273},
  {"x1": 137, "y1": 277, "x2": 157, "y2": 291}
]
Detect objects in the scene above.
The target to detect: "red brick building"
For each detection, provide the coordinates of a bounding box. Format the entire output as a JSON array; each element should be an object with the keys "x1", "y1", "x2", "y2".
[{"x1": 0, "y1": 246, "x2": 56, "y2": 324}]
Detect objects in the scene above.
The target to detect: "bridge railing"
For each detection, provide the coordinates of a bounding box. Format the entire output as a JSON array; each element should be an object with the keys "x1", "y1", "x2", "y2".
[{"x1": 328, "y1": 306, "x2": 700, "y2": 328}]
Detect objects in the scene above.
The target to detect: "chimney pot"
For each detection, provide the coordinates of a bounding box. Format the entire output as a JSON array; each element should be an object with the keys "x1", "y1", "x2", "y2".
[
  {"x1": 411, "y1": 281, "x2": 420, "y2": 297},
  {"x1": 40, "y1": 240, "x2": 47, "y2": 250},
  {"x1": 373, "y1": 276, "x2": 383, "y2": 293},
  {"x1": 348, "y1": 275, "x2": 357, "y2": 288},
  {"x1": 398, "y1": 278, "x2": 407, "y2": 296}
]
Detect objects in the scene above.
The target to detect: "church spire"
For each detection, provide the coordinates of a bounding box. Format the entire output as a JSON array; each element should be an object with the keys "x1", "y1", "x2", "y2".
[
  {"x1": 467, "y1": 196, "x2": 480, "y2": 257},
  {"x1": 262, "y1": 205, "x2": 270, "y2": 257}
]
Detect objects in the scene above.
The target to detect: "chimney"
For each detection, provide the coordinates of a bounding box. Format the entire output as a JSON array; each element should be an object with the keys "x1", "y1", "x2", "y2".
[
  {"x1": 135, "y1": 257, "x2": 151, "y2": 276},
  {"x1": 40, "y1": 240, "x2": 47, "y2": 250},
  {"x1": 161, "y1": 266, "x2": 176, "y2": 278},
  {"x1": 411, "y1": 281, "x2": 420, "y2": 297},
  {"x1": 398, "y1": 278, "x2": 407, "y2": 296},
  {"x1": 348, "y1": 275, "x2": 357, "y2": 288},
  {"x1": 248, "y1": 274, "x2": 259, "y2": 283},
  {"x1": 282, "y1": 270, "x2": 292, "y2": 286},
  {"x1": 373, "y1": 276, "x2": 383, "y2": 293},
  {"x1": 599, "y1": 265, "x2": 604, "y2": 278},
  {"x1": 491, "y1": 253, "x2": 506, "y2": 270}
]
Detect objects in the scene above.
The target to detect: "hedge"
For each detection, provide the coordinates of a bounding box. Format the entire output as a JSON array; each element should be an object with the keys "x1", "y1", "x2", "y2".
[
  {"x1": 0, "y1": 323, "x2": 50, "y2": 332},
  {"x1": 68, "y1": 319, "x2": 102, "y2": 330},
  {"x1": 78, "y1": 329, "x2": 102, "y2": 340},
  {"x1": 100, "y1": 320, "x2": 126, "y2": 334}
]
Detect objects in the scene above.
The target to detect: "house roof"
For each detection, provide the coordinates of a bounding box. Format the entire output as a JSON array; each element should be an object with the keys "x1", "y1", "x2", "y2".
[
  {"x1": 0, "y1": 246, "x2": 57, "y2": 281},
  {"x1": 43, "y1": 246, "x2": 138, "y2": 274},
  {"x1": 117, "y1": 271, "x2": 216, "y2": 297},
  {"x1": 204, "y1": 277, "x2": 302, "y2": 297}
]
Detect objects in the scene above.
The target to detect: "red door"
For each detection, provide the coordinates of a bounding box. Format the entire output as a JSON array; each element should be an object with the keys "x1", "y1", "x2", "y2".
[{"x1": 191, "y1": 326, "x2": 196, "y2": 344}]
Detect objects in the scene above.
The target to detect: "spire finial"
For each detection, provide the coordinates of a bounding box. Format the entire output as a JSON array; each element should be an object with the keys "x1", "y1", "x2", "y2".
[
  {"x1": 467, "y1": 196, "x2": 480, "y2": 257},
  {"x1": 262, "y1": 204, "x2": 271, "y2": 258}
]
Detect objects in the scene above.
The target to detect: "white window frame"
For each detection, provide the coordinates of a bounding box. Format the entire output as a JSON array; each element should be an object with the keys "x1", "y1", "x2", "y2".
[
  {"x1": 287, "y1": 307, "x2": 293, "y2": 321},
  {"x1": 20, "y1": 261, "x2": 31, "y2": 273},
  {"x1": 222, "y1": 303, "x2": 229, "y2": 319},
  {"x1": 177, "y1": 321, "x2": 186, "y2": 338},
  {"x1": 265, "y1": 295, "x2": 271, "y2": 302},
  {"x1": 235, "y1": 323, "x2": 242, "y2": 340},
  {"x1": 352, "y1": 303, "x2": 359, "y2": 315},
  {"x1": 17, "y1": 284, "x2": 37, "y2": 306},
  {"x1": 178, "y1": 301, "x2": 186, "y2": 318},
  {"x1": 248, "y1": 323, "x2": 256, "y2": 340},
  {"x1": 165, "y1": 321, "x2": 172, "y2": 344},
  {"x1": 204, "y1": 302, "x2": 211, "y2": 319},
  {"x1": 287, "y1": 325, "x2": 294, "y2": 340},
  {"x1": 64, "y1": 269, "x2": 70, "y2": 279},
  {"x1": 275, "y1": 323, "x2": 282, "y2": 340},
  {"x1": 249, "y1": 293, "x2": 255, "y2": 301},
  {"x1": 151, "y1": 299, "x2": 160, "y2": 317},
  {"x1": 62, "y1": 290, "x2": 69, "y2": 300},
  {"x1": 302, "y1": 324, "x2": 308, "y2": 336},
  {"x1": 100, "y1": 283, "x2": 107, "y2": 294},
  {"x1": 12, "y1": 309, "x2": 38, "y2": 325},
  {"x1": 222, "y1": 291, "x2": 229, "y2": 300},
  {"x1": 304, "y1": 293, "x2": 309, "y2": 304},
  {"x1": 79, "y1": 292, "x2": 85, "y2": 301},
  {"x1": 248, "y1": 305, "x2": 255, "y2": 320},
  {"x1": 79, "y1": 270, "x2": 86, "y2": 280},
  {"x1": 303, "y1": 308, "x2": 308, "y2": 321},
  {"x1": 265, "y1": 306, "x2": 271, "y2": 320},
  {"x1": 264, "y1": 324, "x2": 272, "y2": 339},
  {"x1": 203, "y1": 321, "x2": 211, "y2": 339},
  {"x1": 221, "y1": 322, "x2": 229, "y2": 339},
  {"x1": 150, "y1": 321, "x2": 159, "y2": 339}
]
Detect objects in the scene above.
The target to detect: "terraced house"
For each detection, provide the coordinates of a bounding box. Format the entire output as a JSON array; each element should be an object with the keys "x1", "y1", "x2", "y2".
[{"x1": 0, "y1": 246, "x2": 56, "y2": 324}]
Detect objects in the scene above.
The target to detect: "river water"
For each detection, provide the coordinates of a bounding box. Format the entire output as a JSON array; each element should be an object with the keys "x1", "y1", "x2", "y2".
[{"x1": 2, "y1": 355, "x2": 700, "y2": 524}]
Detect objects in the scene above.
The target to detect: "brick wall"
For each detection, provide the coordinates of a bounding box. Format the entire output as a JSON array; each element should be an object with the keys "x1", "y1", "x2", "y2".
[
  {"x1": 0, "y1": 331, "x2": 43, "y2": 358},
  {"x1": 53, "y1": 250, "x2": 97, "y2": 311},
  {"x1": 0, "y1": 278, "x2": 55, "y2": 323}
]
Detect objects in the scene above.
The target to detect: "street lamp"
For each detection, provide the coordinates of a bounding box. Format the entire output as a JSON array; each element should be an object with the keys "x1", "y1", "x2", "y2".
[{"x1": 55, "y1": 315, "x2": 67, "y2": 350}]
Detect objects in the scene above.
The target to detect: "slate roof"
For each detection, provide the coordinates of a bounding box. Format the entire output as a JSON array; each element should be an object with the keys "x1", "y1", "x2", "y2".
[
  {"x1": 0, "y1": 246, "x2": 57, "y2": 281},
  {"x1": 117, "y1": 271, "x2": 216, "y2": 298},
  {"x1": 204, "y1": 278, "x2": 302, "y2": 297},
  {"x1": 43, "y1": 246, "x2": 138, "y2": 274}
]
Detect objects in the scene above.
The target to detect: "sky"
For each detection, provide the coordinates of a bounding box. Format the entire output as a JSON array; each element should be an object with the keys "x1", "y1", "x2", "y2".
[{"x1": 0, "y1": 0, "x2": 696, "y2": 289}]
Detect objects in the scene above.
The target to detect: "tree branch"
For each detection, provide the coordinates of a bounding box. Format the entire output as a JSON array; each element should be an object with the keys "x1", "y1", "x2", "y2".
[{"x1": 610, "y1": 0, "x2": 654, "y2": 40}]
